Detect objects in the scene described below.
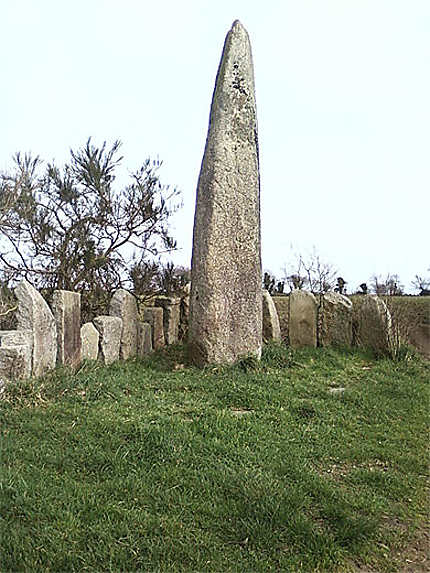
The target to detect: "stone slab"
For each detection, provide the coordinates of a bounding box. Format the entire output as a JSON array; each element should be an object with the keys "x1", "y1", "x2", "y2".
[
  {"x1": 0, "y1": 345, "x2": 31, "y2": 381},
  {"x1": 0, "y1": 330, "x2": 32, "y2": 378},
  {"x1": 15, "y1": 280, "x2": 57, "y2": 377},
  {"x1": 93, "y1": 315, "x2": 122, "y2": 365},
  {"x1": 81, "y1": 322, "x2": 99, "y2": 361},
  {"x1": 320, "y1": 292, "x2": 353, "y2": 347},
  {"x1": 137, "y1": 321, "x2": 153, "y2": 357},
  {"x1": 52, "y1": 290, "x2": 81, "y2": 368},
  {"x1": 143, "y1": 307, "x2": 165, "y2": 350},
  {"x1": 289, "y1": 290, "x2": 318, "y2": 348},
  {"x1": 355, "y1": 295, "x2": 392, "y2": 355},
  {"x1": 155, "y1": 296, "x2": 180, "y2": 345},
  {"x1": 262, "y1": 290, "x2": 281, "y2": 342},
  {"x1": 110, "y1": 289, "x2": 139, "y2": 360}
]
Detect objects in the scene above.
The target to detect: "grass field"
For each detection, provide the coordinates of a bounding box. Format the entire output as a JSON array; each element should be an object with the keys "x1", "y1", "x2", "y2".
[{"x1": 1, "y1": 344, "x2": 429, "y2": 572}]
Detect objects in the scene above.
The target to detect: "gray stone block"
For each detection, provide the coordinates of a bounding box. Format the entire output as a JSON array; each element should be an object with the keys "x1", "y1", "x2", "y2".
[
  {"x1": 81, "y1": 322, "x2": 99, "y2": 361},
  {"x1": 0, "y1": 330, "x2": 32, "y2": 379},
  {"x1": 110, "y1": 289, "x2": 139, "y2": 360},
  {"x1": 355, "y1": 295, "x2": 392, "y2": 355},
  {"x1": 143, "y1": 307, "x2": 165, "y2": 350},
  {"x1": 0, "y1": 345, "x2": 31, "y2": 381},
  {"x1": 52, "y1": 290, "x2": 81, "y2": 368},
  {"x1": 15, "y1": 280, "x2": 57, "y2": 377},
  {"x1": 137, "y1": 321, "x2": 153, "y2": 356},
  {"x1": 262, "y1": 290, "x2": 281, "y2": 343},
  {"x1": 93, "y1": 315, "x2": 122, "y2": 365},
  {"x1": 155, "y1": 296, "x2": 180, "y2": 345},
  {"x1": 289, "y1": 290, "x2": 318, "y2": 348},
  {"x1": 320, "y1": 292, "x2": 353, "y2": 347}
]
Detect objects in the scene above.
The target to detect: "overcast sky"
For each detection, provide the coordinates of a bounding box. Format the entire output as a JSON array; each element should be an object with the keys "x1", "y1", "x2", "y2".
[{"x1": 1, "y1": 0, "x2": 429, "y2": 292}]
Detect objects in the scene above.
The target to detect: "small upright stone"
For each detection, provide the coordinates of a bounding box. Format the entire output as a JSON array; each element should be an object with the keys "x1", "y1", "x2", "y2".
[
  {"x1": 52, "y1": 290, "x2": 81, "y2": 368},
  {"x1": 143, "y1": 307, "x2": 165, "y2": 350},
  {"x1": 93, "y1": 316, "x2": 122, "y2": 365},
  {"x1": 15, "y1": 280, "x2": 57, "y2": 377},
  {"x1": 155, "y1": 296, "x2": 180, "y2": 345},
  {"x1": 289, "y1": 290, "x2": 318, "y2": 348},
  {"x1": 137, "y1": 322, "x2": 153, "y2": 357},
  {"x1": 262, "y1": 290, "x2": 281, "y2": 342},
  {"x1": 320, "y1": 292, "x2": 353, "y2": 347},
  {"x1": 189, "y1": 20, "x2": 262, "y2": 365},
  {"x1": 179, "y1": 296, "x2": 190, "y2": 342},
  {"x1": 81, "y1": 322, "x2": 99, "y2": 361},
  {"x1": 272, "y1": 296, "x2": 290, "y2": 343},
  {"x1": 0, "y1": 345, "x2": 30, "y2": 383},
  {"x1": 355, "y1": 295, "x2": 392, "y2": 355},
  {"x1": 0, "y1": 330, "x2": 32, "y2": 379},
  {"x1": 110, "y1": 289, "x2": 139, "y2": 359}
]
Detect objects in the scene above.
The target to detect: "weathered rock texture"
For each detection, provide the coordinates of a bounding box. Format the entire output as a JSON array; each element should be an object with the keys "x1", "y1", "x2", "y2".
[
  {"x1": 110, "y1": 289, "x2": 139, "y2": 359},
  {"x1": 289, "y1": 290, "x2": 318, "y2": 348},
  {"x1": 0, "y1": 345, "x2": 30, "y2": 382},
  {"x1": 179, "y1": 294, "x2": 190, "y2": 341},
  {"x1": 93, "y1": 316, "x2": 122, "y2": 365},
  {"x1": 272, "y1": 296, "x2": 290, "y2": 343},
  {"x1": 355, "y1": 295, "x2": 392, "y2": 355},
  {"x1": 15, "y1": 280, "x2": 57, "y2": 377},
  {"x1": 0, "y1": 330, "x2": 33, "y2": 380},
  {"x1": 81, "y1": 322, "x2": 99, "y2": 361},
  {"x1": 320, "y1": 292, "x2": 353, "y2": 347},
  {"x1": 155, "y1": 296, "x2": 180, "y2": 345},
  {"x1": 143, "y1": 307, "x2": 165, "y2": 350},
  {"x1": 137, "y1": 322, "x2": 153, "y2": 357},
  {"x1": 262, "y1": 290, "x2": 281, "y2": 342},
  {"x1": 189, "y1": 20, "x2": 262, "y2": 365},
  {"x1": 52, "y1": 290, "x2": 81, "y2": 368}
]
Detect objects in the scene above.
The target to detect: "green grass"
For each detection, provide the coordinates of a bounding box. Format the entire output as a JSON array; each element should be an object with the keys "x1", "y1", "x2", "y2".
[{"x1": 1, "y1": 344, "x2": 428, "y2": 572}]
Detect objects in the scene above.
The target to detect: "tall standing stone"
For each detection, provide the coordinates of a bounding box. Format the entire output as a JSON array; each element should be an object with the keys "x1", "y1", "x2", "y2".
[
  {"x1": 52, "y1": 290, "x2": 81, "y2": 368},
  {"x1": 189, "y1": 20, "x2": 262, "y2": 365},
  {"x1": 15, "y1": 280, "x2": 57, "y2": 377}
]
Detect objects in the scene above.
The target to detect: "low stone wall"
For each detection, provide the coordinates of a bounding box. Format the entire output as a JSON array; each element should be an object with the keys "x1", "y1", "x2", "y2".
[
  {"x1": 1, "y1": 283, "x2": 427, "y2": 390},
  {"x1": 273, "y1": 292, "x2": 429, "y2": 357},
  {"x1": 0, "y1": 281, "x2": 185, "y2": 388}
]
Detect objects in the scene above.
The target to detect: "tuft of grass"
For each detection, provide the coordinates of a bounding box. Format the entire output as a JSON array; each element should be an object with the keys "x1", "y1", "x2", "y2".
[{"x1": 0, "y1": 345, "x2": 428, "y2": 572}]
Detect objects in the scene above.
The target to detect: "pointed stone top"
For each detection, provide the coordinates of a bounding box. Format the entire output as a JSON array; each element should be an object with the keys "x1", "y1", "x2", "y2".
[
  {"x1": 208, "y1": 18, "x2": 256, "y2": 136},
  {"x1": 231, "y1": 19, "x2": 244, "y2": 30},
  {"x1": 227, "y1": 19, "x2": 249, "y2": 42}
]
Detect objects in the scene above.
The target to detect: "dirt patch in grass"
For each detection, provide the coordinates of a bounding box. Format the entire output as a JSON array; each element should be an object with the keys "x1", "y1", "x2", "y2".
[{"x1": 350, "y1": 527, "x2": 429, "y2": 572}]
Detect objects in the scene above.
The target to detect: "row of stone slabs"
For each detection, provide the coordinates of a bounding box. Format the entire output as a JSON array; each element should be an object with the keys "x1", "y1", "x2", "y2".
[
  {"x1": 0, "y1": 281, "x2": 181, "y2": 387},
  {"x1": 265, "y1": 289, "x2": 393, "y2": 355},
  {"x1": 0, "y1": 280, "x2": 393, "y2": 389}
]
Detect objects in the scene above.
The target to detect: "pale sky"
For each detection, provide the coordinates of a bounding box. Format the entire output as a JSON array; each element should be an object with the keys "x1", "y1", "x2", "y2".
[{"x1": 1, "y1": 0, "x2": 429, "y2": 293}]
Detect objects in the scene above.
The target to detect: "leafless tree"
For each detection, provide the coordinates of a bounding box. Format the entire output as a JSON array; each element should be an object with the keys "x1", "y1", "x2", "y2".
[
  {"x1": 411, "y1": 272, "x2": 430, "y2": 295},
  {"x1": 283, "y1": 247, "x2": 337, "y2": 295},
  {"x1": 371, "y1": 274, "x2": 403, "y2": 296}
]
